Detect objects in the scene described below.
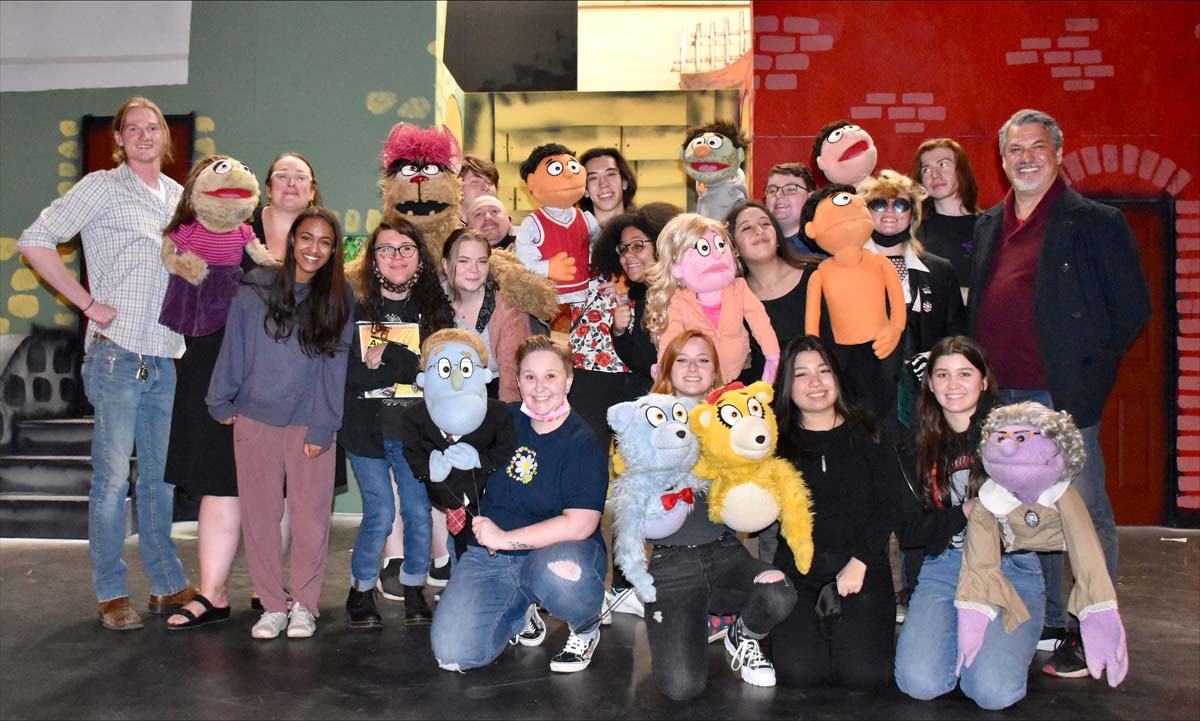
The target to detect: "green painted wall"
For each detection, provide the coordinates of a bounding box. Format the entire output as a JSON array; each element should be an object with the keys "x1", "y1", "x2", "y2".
[{"x1": 1, "y1": 1, "x2": 441, "y2": 512}]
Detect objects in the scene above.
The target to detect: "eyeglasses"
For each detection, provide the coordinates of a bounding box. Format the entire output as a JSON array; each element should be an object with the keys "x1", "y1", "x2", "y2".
[
  {"x1": 617, "y1": 239, "x2": 652, "y2": 257},
  {"x1": 984, "y1": 429, "x2": 1043, "y2": 446},
  {"x1": 764, "y1": 183, "x2": 808, "y2": 198},
  {"x1": 374, "y1": 244, "x2": 419, "y2": 259},
  {"x1": 866, "y1": 197, "x2": 913, "y2": 214},
  {"x1": 271, "y1": 172, "x2": 312, "y2": 185}
]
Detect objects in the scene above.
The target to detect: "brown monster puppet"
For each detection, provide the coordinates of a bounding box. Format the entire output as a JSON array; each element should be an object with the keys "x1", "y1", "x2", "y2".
[{"x1": 360, "y1": 123, "x2": 558, "y2": 323}]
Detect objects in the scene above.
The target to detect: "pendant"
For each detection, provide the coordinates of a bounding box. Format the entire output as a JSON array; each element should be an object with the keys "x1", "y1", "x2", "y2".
[{"x1": 1024, "y1": 509, "x2": 1040, "y2": 528}]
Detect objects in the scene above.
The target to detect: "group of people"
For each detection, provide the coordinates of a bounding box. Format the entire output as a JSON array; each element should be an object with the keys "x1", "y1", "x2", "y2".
[{"x1": 17, "y1": 97, "x2": 1149, "y2": 710}]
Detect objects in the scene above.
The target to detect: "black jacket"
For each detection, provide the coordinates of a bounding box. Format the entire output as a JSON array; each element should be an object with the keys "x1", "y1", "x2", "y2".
[
  {"x1": 903, "y1": 250, "x2": 966, "y2": 354},
  {"x1": 968, "y1": 185, "x2": 1151, "y2": 427},
  {"x1": 610, "y1": 282, "x2": 657, "y2": 380}
]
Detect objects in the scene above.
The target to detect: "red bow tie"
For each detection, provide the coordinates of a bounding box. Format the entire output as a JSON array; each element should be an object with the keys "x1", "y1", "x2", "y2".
[{"x1": 661, "y1": 488, "x2": 695, "y2": 511}]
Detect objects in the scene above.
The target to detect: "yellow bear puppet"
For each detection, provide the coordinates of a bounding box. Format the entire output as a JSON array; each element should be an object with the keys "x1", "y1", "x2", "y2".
[{"x1": 690, "y1": 381, "x2": 814, "y2": 574}]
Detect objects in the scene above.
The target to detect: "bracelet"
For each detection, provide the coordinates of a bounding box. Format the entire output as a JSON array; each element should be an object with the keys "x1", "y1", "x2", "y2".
[{"x1": 82, "y1": 298, "x2": 95, "y2": 312}]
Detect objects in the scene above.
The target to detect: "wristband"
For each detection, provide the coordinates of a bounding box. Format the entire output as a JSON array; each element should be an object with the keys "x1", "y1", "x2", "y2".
[{"x1": 82, "y1": 298, "x2": 95, "y2": 312}]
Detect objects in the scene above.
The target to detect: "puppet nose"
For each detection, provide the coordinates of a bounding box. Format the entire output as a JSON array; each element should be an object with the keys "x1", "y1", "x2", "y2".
[
  {"x1": 693, "y1": 145, "x2": 710, "y2": 158},
  {"x1": 410, "y1": 175, "x2": 427, "y2": 184},
  {"x1": 451, "y1": 369, "x2": 464, "y2": 391}
]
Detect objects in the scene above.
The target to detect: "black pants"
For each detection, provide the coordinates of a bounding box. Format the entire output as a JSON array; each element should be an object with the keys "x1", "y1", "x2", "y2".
[
  {"x1": 830, "y1": 341, "x2": 900, "y2": 426},
  {"x1": 770, "y1": 547, "x2": 895, "y2": 691},
  {"x1": 644, "y1": 535, "x2": 797, "y2": 700}
]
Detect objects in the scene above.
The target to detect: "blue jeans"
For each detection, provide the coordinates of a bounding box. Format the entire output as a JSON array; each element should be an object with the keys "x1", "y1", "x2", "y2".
[
  {"x1": 349, "y1": 444, "x2": 431, "y2": 587},
  {"x1": 431, "y1": 539, "x2": 607, "y2": 671},
  {"x1": 82, "y1": 340, "x2": 188, "y2": 601},
  {"x1": 895, "y1": 549, "x2": 1044, "y2": 710},
  {"x1": 1000, "y1": 389, "x2": 1118, "y2": 627}
]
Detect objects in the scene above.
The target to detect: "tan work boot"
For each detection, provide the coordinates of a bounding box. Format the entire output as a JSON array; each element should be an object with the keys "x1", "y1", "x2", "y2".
[
  {"x1": 99, "y1": 598, "x2": 144, "y2": 631},
  {"x1": 148, "y1": 585, "x2": 198, "y2": 615}
]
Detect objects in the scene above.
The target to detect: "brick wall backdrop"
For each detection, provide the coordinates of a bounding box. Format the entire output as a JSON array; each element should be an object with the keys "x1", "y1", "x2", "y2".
[{"x1": 751, "y1": 0, "x2": 1200, "y2": 522}]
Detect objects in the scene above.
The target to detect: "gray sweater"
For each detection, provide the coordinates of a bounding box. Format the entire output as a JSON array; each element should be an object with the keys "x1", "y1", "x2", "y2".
[{"x1": 206, "y1": 272, "x2": 353, "y2": 448}]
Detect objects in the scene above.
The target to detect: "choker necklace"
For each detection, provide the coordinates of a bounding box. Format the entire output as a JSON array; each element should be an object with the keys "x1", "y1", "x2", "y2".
[
  {"x1": 376, "y1": 261, "x2": 421, "y2": 295},
  {"x1": 871, "y1": 229, "x2": 910, "y2": 248},
  {"x1": 521, "y1": 398, "x2": 570, "y2": 423}
]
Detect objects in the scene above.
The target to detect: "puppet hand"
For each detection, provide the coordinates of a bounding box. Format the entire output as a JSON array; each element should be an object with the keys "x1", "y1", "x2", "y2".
[
  {"x1": 955, "y1": 608, "x2": 990, "y2": 676},
  {"x1": 632, "y1": 581, "x2": 656, "y2": 605},
  {"x1": 872, "y1": 324, "x2": 902, "y2": 359},
  {"x1": 444, "y1": 443, "x2": 481, "y2": 470},
  {"x1": 547, "y1": 252, "x2": 577, "y2": 282},
  {"x1": 762, "y1": 354, "x2": 780, "y2": 385},
  {"x1": 650, "y1": 362, "x2": 660, "y2": 379},
  {"x1": 429, "y1": 450, "x2": 452, "y2": 483},
  {"x1": 906, "y1": 351, "x2": 931, "y2": 382},
  {"x1": 1080, "y1": 608, "x2": 1129, "y2": 687}
]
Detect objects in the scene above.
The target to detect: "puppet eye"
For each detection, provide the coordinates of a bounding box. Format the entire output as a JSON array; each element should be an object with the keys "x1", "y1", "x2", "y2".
[
  {"x1": 567, "y1": 160, "x2": 581, "y2": 174},
  {"x1": 459, "y1": 357, "x2": 474, "y2": 377},
  {"x1": 718, "y1": 405, "x2": 742, "y2": 427},
  {"x1": 437, "y1": 357, "x2": 453, "y2": 378},
  {"x1": 714, "y1": 236, "x2": 728, "y2": 253},
  {"x1": 213, "y1": 160, "x2": 233, "y2": 174},
  {"x1": 672, "y1": 403, "x2": 688, "y2": 422},
  {"x1": 399, "y1": 164, "x2": 420, "y2": 177},
  {"x1": 694, "y1": 237, "x2": 711, "y2": 256},
  {"x1": 746, "y1": 398, "x2": 764, "y2": 418},
  {"x1": 546, "y1": 161, "x2": 564, "y2": 176},
  {"x1": 239, "y1": 164, "x2": 251, "y2": 174},
  {"x1": 706, "y1": 135, "x2": 723, "y2": 149},
  {"x1": 846, "y1": 124, "x2": 861, "y2": 132},
  {"x1": 832, "y1": 192, "x2": 853, "y2": 206},
  {"x1": 646, "y1": 407, "x2": 668, "y2": 427},
  {"x1": 827, "y1": 129, "x2": 845, "y2": 144},
  {"x1": 421, "y1": 164, "x2": 441, "y2": 176},
  {"x1": 689, "y1": 137, "x2": 706, "y2": 150}
]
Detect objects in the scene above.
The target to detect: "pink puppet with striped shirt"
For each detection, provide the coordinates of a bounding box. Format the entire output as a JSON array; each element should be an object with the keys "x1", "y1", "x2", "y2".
[{"x1": 158, "y1": 154, "x2": 276, "y2": 336}]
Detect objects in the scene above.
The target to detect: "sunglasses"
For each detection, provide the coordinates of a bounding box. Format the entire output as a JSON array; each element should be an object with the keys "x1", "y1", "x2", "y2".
[{"x1": 866, "y1": 197, "x2": 913, "y2": 214}]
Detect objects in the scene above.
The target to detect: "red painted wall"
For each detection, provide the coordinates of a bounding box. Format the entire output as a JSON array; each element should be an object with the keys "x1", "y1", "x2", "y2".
[{"x1": 750, "y1": 1, "x2": 1200, "y2": 517}]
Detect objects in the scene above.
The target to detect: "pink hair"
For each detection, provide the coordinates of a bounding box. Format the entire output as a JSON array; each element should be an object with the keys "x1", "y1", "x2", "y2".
[{"x1": 380, "y1": 123, "x2": 463, "y2": 175}]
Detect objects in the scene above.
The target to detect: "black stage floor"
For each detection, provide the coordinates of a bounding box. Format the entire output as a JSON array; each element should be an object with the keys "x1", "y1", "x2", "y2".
[{"x1": 1, "y1": 521, "x2": 1197, "y2": 720}]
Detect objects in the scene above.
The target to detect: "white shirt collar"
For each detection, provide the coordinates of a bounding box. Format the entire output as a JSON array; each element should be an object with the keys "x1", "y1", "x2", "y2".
[{"x1": 978, "y1": 478, "x2": 1070, "y2": 515}]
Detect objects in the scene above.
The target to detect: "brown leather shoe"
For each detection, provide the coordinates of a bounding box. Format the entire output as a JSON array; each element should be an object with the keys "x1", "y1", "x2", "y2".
[
  {"x1": 99, "y1": 598, "x2": 144, "y2": 631},
  {"x1": 148, "y1": 585, "x2": 198, "y2": 615}
]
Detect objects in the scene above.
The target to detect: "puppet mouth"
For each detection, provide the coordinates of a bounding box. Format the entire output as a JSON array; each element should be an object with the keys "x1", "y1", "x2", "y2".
[
  {"x1": 690, "y1": 162, "x2": 728, "y2": 173},
  {"x1": 839, "y1": 140, "x2": 870, "y2": 162},
  {"x1": 703, "y1": 265, "x2": 730, "y2": 275},
  {"x1": 204, "y1": 189, "x2": 254, "y2": 199},
  {"x1": 393, "y1": 200, "x2": 451, "y2": 216}
]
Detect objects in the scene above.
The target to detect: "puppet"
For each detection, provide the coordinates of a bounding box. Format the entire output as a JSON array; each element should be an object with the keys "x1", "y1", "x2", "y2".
[
  {"x1": 370, "y1": 122, "x2": 559, "y2": 323},
  {"x1": 158, "y1": 155, "x2": 275, "y2": 336},
  {"x1": 514, "y1": 143, "x2": 598, "y2": 306},
  {"x1": 690, "y1": 382, "x2": 813, "y2": 574},
  {"x1": 396, "y1": 329, "x2": 517, "y2": 558},
  {"x1": 680, "y1": 120, "x2": 749, "y2": 222},
  {"x1": 644, "y1": 213, "x2": 779, "y2": 385},
  {"x1": 812, "y1": 120, "x2": 878, "y2": 187},
  {"x1": 607, "y1": 394, "x2": 708, "y2": 603},
  {"x1": 955, "y1": 402, "x2": 1127, "y2": 688}
]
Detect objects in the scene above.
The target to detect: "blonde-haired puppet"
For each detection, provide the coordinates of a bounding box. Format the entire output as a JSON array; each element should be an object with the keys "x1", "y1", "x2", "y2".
[
  {"x1": 644, "y1": 213, "x2": 779, "y2": 385},
  {"x1": 956, "y1": 402, "x2": 1127, "y2": 689}
]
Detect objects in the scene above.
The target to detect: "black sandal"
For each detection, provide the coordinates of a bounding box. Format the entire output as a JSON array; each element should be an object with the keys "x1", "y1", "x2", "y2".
[{"x1": 166, "y1": 594, "x2": 231, "y2": 631}]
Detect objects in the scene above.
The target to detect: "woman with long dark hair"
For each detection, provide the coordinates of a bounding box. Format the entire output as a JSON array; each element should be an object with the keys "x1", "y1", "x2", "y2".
[
  {"x1": 342, "y1": 219, "x2": 454, "y2": 628},
  {"x1": 768, "y1": 335, "x2": 901, "y2": 692},
  {"x1": 206, "y1": 206, "x2": 352, "y2": 640}
]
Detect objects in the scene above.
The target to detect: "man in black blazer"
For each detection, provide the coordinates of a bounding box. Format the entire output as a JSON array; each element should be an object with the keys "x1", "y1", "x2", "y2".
[{"x1": 967, "y1": 108, "x2": 1151, "y2": 676}]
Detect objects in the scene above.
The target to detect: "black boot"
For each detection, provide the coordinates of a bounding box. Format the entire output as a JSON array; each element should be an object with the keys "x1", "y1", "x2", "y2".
[
  {"x1": 403, "y1": 585, "x2": 433, "y2": 626},
  {"x1": 377, "y1": 557, "x2": 405, "y2": 601},
  {"x1": 346, "y1": 587, "x2": 383, "y2": 630}
]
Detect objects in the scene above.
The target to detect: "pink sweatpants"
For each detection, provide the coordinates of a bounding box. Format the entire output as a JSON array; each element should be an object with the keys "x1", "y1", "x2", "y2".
[{"x1": 233, "y1": 416, "x2": 335, "y2": 615}]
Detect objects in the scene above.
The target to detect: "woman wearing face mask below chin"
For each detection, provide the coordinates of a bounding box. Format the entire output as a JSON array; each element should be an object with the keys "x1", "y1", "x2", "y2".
[{"x1": 857, "y1": 171, "x2": 965, "y2": 430}]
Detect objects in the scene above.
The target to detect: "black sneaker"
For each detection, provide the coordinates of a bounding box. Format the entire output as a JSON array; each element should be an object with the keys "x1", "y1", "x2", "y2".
[
  {"x1": 508, "y1": 604, "x2": 547, "y2": 647},
  {"x1": 1042, "y1": 631, "x2": 1089, "y2": 678},
  {"x1": 1038, "y1": 625, "x2": 1068, "y2": 652},
  {"x1": 403, "y1": 585, "x2": 433, "y2": 626},
  {"x1": 346, "y1": 587, "x2": 383, "y2": 630},
  {"x1": 377, "y1": 558, "x2": 405, "y2": 601},
  {"x1": 724, "y1": 619, "x2": 776, "y2": 687},
  {"x1": 549, "y1": 628, "x2": 600, "y2": 672},
  {"x1": 427, "y1": 555, "x2": 452, "y2": 588}
]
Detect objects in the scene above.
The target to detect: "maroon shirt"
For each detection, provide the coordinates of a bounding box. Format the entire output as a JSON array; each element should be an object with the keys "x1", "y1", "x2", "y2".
[{"x1": 974, "y1": 175, "x2": 1066, "y2": 389}]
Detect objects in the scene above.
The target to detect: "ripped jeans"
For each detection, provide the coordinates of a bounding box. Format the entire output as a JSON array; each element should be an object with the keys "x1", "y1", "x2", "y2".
[
  {"x1": 644, "y1": 534, "x2": 797, "y2": 700},
  {"x1": 431, "y1": 538, "x2": 607, "y2": 671}
]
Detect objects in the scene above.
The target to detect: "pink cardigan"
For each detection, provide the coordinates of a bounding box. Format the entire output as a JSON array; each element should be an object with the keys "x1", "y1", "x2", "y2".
[
  {"x1": 659, "y1": 278, "x2": 779, "y2": 385},
  {"x1": 487, "y1": 292, "x2": 532, "y2": 402}
]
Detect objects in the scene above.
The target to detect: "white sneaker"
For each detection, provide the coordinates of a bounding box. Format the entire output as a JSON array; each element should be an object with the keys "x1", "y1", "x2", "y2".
[
  {"x1": 549, "y1": 627, "x2": 600, "y2": 673},
  {"x1": 604, "y1": 587, "x2": 644, "y2": 619},
  {"x1": 724, "y1": 626, "x2": 776, "y2": 687},
  {"x1": 287, "y1": 605, "x2": 317, "y2": 638},
  {"x1": 251, "y1": 611, "x2": 289, "y2": 639}
]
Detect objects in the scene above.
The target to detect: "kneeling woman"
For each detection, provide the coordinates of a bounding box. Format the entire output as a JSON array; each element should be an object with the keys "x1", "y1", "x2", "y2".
[
  {"x1": 768, "y1": 336, "x2": 901, "y2": 691},
  {"x1": 431, "y1": 336, "x2": 609, "y2": 674}
]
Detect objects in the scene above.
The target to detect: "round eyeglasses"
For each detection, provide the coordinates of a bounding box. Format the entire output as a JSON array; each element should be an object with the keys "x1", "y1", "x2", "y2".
[{"x1": 374, "y1": 244, "x2": 419, "y2": 259}]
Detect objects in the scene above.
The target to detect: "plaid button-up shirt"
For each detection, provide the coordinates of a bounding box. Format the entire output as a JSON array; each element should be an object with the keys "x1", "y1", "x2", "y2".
[{"x1": 19, "y1": 163, "x2": 186, "y2": 358}]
